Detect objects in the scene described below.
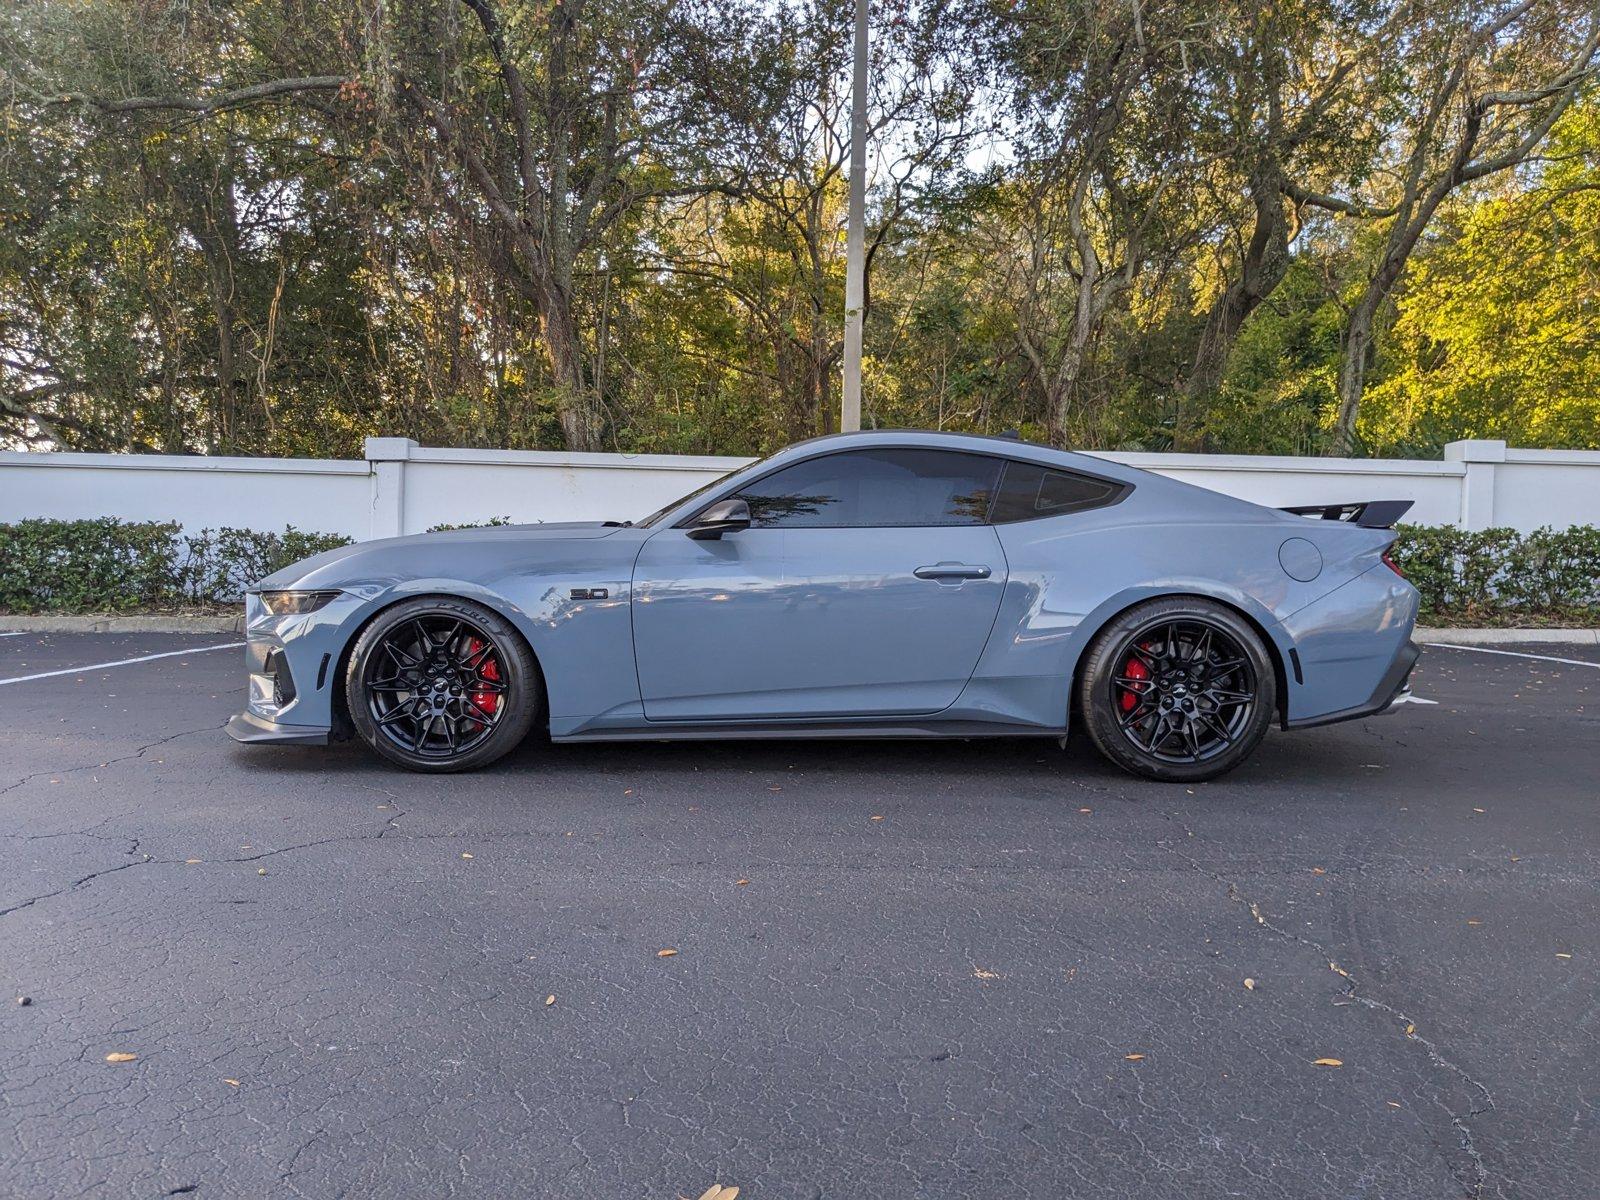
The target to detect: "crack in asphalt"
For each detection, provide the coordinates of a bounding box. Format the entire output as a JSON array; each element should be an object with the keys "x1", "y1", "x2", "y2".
[
  {"x1": 1158, "y1": 812, "x2": 1496, "y2": 1200},
  {"x1": 0, "y1": 725, "x2": 410, "y2": 921},
  {"x1": 0, "y1": 721, "x2": 229, "y2": 800}
]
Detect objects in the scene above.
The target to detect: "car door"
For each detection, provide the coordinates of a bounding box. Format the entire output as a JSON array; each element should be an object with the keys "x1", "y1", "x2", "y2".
[{"x1": 630, "y1": 447, "x2": 1010, "y2": 721}]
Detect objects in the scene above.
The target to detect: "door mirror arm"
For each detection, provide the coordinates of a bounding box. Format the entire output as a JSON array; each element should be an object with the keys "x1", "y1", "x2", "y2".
[{"x1": 686, "y1": 498, "x2": 752, "y2": 540}]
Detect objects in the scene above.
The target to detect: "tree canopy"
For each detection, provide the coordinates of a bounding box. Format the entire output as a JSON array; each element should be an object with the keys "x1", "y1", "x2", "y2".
[{"x1": 1, "y1": 0, "x2": 1596, "y2": 459}]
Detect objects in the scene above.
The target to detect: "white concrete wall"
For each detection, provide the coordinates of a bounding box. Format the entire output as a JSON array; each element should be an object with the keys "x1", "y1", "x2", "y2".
[{"x1": 1, "y1": 438, "x2": 1595, "y2": 538}]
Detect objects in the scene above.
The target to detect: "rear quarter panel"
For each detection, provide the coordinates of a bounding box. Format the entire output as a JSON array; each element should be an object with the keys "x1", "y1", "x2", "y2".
[{"x1": 969, "y1": 469, "x2": 1412, "y2": 728}]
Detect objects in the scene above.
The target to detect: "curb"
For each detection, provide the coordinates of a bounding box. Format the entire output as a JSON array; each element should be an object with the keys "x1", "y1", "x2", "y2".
[
  {"x1": 1415, "y1": 627, "x2": 1600, "y2": 646},
  {"x1": 0, "y1": 614, "x2": 245, "y2": 634}
]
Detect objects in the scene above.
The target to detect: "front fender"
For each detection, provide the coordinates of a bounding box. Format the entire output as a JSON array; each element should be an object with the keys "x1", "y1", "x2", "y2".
[{"x1": 257, "y1": 561, "x2": 643, "y2": 737}]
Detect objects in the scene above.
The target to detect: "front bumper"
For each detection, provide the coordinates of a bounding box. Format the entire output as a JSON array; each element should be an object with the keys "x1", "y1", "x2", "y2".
[
  {"x1": 228, "y1": 588, "x2": 370, "y2": 747},
  {"x1": 227, "y1": 710, "x2": 331, "y2": 746},
  {"x1": 1285, "y1": 640, "x2": 1420, "y2": 730}
]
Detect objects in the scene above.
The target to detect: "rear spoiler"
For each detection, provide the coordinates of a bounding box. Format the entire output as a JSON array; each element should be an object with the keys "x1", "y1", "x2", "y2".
[{"x1": 1280, "y1": 500, "x2": 1414, "y2": 529}]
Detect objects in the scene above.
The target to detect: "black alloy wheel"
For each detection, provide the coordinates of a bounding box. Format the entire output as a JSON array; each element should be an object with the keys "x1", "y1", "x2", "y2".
[
  {"x1": 346, "y1": 597, "x2": 541, "y2": 772},
  {"x1": 1077, "y1": 597, "x2": 1276, "y2": 782}
]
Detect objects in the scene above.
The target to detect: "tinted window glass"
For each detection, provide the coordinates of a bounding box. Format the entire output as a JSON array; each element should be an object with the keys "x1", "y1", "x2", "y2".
[
  {"x1": 733, "y1": 449, "x2": 1003, "y2": 528},
  {"x1": 990, "y1": 461, "x2": 1123, "y2": 523}
]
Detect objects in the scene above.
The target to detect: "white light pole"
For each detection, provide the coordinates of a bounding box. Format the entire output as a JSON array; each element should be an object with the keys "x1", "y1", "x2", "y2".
[{"x1": 840, "y1": 0, "x2": 868, "y2": 433}]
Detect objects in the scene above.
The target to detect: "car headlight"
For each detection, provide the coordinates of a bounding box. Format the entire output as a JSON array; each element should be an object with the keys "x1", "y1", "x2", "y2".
[{"x1": 259, "y1": 590, "x2": 341, "y2": 616}]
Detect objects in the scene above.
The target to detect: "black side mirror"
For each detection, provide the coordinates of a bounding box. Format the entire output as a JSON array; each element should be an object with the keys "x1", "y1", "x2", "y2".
[{"x1": 687, "y1": 498, "x2": 752, "y2": 540}]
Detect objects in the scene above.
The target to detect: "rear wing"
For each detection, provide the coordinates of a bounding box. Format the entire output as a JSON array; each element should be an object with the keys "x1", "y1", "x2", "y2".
[{"x1": 1280, "y1": 500, "x2": 1414, "y2": 529}]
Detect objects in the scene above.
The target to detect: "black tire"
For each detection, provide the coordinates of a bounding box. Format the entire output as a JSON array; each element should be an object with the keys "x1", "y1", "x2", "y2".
[
  {"x1": 345, "y1": 596, "x2": 542, "y2": 773},
  {"x1": 1076, "y1": 597, "x2": 1276, "y2": 783}
]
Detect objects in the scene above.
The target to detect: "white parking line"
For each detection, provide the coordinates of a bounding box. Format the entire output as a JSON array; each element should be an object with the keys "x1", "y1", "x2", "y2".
[
  {"x1": 1390, "y1": 693, "x2": 1438, "y2": 706},
  {"x1": 0, "y1": 632, "x2": 28, "y2": 639},
  {"x1": 0, "y1": 643, "x2": 242, "y2": 687},
  {"x1": 1421, "y1": 643, "x2": 1600, "y2": 669}
]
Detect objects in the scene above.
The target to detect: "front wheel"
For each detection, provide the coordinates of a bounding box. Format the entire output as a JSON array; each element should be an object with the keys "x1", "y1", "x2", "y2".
[
  {"x1": 346, "y1": 597, "x2": 542, "y2": 772},
  {"x1": 1076, "y1": 598, "x2": 1276, "y2": 783}
]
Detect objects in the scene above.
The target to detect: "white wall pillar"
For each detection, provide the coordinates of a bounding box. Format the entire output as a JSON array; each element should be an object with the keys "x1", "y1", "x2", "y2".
[
  {"x1": 364, "y1": 437, "x2": 417, "y2": 538},
  {"x1": 1443, "y1": 439, "x2": 1507, "y2": 531}
]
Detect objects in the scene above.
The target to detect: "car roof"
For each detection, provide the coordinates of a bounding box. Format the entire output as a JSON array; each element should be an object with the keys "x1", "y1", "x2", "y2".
[{"x1": 762, "y1": 428, "x2": 1147, "y2": 484}]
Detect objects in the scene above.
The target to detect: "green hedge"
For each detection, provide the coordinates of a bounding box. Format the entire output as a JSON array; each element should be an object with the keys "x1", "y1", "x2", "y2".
[
  {"x1": 1388, "y1": 523, "x2": 1600, "y2": 622},
  {"x1": 1, "y1": 517, "x2": 1596, "y2": 621},
  {"x1": 0, "y1": 519, "x2": 352, "y2": 612}
]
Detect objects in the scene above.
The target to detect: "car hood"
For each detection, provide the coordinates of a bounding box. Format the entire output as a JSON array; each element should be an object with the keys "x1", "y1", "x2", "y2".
[{"x1": 253, "y1": 522, "x2": 629, "y2": 592}]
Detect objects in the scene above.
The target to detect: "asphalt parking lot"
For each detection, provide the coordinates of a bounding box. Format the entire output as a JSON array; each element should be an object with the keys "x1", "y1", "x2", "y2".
[{"x1": 1, "y1": 633, "x2": 1595, "y2": 1199}]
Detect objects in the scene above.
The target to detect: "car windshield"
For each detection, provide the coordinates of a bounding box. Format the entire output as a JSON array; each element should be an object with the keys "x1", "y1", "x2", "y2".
[{"x1": 634, "y1": 463, "x2": 750, "y2": 528}]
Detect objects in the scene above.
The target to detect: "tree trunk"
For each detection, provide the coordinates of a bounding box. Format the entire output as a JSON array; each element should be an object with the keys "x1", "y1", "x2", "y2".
[
  {"x1": 1175, "y1": 175, "x2": 1289, "y2": 451},
  {"x1": 1331, "y1": 295, "x2": 1379, "y2": 455},
  {"x1": 535, "y1": 280, "x2": 600, "y2": 452},
  {"x1": 1045, "y1": 342, "x2": 1086, "y2": 447}
]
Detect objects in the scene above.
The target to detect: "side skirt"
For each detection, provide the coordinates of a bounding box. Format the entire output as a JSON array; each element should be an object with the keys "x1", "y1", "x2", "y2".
[{"x1": 553, "y1": 720, "x2": 1068, "y2": 744}]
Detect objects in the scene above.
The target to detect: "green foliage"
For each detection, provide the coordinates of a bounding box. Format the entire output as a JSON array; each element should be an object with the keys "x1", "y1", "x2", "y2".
[
  {"x1": 425, "y1": 517, "x2": 513, "y2": 532},
  {"x1": 1, "y1": 3, "x2": 1596, "y2": 457},
  {"x1": 1390, "y1": 523, "x2": 1600, "y2": 620},
  {"x1": 0, "y1": 519, "x2": 184, "y2": 612},
  {"x1": 179, "y1": 526, "x2": 355, "y2": 604},
  {"x1": 1201, "y1": 261, "x2": 1348, "y2": 455},
  {"x1": 0, "y1": 519, "x2": 352, "y2": 612}
]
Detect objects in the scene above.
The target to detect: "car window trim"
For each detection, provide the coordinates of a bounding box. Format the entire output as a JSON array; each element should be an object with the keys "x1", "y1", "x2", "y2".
[{"x1": 673, "y1": 447, "x2": 1133, "y2": 530}]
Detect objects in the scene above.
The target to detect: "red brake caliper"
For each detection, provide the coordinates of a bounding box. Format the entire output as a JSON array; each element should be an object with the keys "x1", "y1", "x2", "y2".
[
  {"x1": 1120, "y1": 648, "x2": 1150, "y2": 711},
  {"x1": 464, "y1": 637, "x2": 501, "y2": 728}
]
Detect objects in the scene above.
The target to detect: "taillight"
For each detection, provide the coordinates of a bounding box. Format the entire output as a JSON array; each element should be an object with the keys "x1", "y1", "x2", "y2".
[{"x1": 1381, "y1": 549, "x2": 1405, "y2": 579}]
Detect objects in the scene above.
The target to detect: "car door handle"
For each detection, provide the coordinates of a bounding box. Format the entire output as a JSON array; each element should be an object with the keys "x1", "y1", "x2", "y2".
[{"x1": 914, "y1": 563, "x2": 992, "y2": 581}]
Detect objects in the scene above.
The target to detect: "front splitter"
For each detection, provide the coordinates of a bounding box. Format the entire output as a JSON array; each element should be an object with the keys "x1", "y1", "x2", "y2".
[{"x1": 225, "y1": 711, "x2": 331, "y2": 746}]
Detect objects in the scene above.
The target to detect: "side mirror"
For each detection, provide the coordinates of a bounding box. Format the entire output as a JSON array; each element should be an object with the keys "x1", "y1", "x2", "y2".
[{"x1": 687, "y1": 497, "x2": 752, "y2": 540}]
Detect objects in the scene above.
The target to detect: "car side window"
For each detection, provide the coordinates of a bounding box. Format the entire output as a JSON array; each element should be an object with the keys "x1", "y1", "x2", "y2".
[
  {"x1": 989, "y1": 460, "x2": 1126, "y2": 523},
  {"x1": 733, "y1": 448, "x2": 1003, "y2": 529}
]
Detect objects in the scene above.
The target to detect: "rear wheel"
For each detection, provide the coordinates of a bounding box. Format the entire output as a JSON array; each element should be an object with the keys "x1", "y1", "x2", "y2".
[
  {"x1": 1077, "y1": 597, "x2": 1275, "y2": 783},
  {"x1": 346, "y1": 597, "x2": 541, "y2": 772}
]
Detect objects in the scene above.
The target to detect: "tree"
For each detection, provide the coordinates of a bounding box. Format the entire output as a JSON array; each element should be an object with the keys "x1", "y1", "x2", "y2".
[
  {"x1": 1362, "y1": 101, "x2": 1600, "y2": 452},
  {"x1": 1323, "y1": 0, "x2": 1600, "y2": 452},
  {"x1": 7, "y1": 0, "x2": 749, "y2": 451}
]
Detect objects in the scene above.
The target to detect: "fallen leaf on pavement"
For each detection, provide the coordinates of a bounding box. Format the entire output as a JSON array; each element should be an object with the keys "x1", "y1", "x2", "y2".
[
  {"x1": 105, "y1": 1052, "x2": 137, "y2": 1063},
  {"x1": 735, "y1": 879, "x2": 749, "y2": 886},
  {"x1": 657, "y1": 948, "x2": 678, "y2": 958},
  {"x1": 697, "y1": 1187, "x2": 740, "y2": 1200},
  {"x1": 545, "y1": 995, "x2": 556, "y2": 1006},
  {"x1": 973, "y1": 968, "x2": 999, "y2": 979},
  {"x1": 1405, "y1": 1024, "x2": 1415, "y2": 1036},
  {"x1": 870, "y1": 815, "x2": 885, "y2": 821},
  {"x1": 1311, "y1": 867, "x2": 1326, "y2": 875},
  {"x1": 1123, "y1": 1053, "x2": 1145, "y2": 1061},
  {"x1": 223, "y1": 1079, "x2": 241, "y2": 1087},
  {"x1": 1556, "y1": 953, "x2": 1573, "y2": 959},
  {"x1": 461, "y1": 852, "x2": 474, "y2": 859},
  {"x1": 1078, "y1": 807, "x2": 1092, "y2": 814},
  {"x1": 1312, "y1": 1058, "x2": 1343, "y2": 1067},
  {"x1": 1243, "y1": 978, "x2": 1256, "y2": 991}
]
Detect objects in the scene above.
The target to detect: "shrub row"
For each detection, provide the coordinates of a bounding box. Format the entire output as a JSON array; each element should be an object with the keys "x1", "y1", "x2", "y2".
[
  {"x1": 0, "y1": 519, "x2": 352, "y2": 612},
  {"x1": 1388, "y1": 523, "x2": 1600, "y2": 620},
  {"x1": 1, "y1": 517, "x2": 1596, "y2": 621}
]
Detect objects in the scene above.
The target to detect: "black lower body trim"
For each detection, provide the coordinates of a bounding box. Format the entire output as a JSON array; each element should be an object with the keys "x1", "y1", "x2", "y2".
[
  {"x1": 226, "y1": 711, "x2": 331, "y2": 746},
  {"x1": 557, "y1": 720, "x2": 1067, "y2": 743}
]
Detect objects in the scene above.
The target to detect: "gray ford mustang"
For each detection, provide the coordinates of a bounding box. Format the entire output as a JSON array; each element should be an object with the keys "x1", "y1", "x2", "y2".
[{"x1": 227, "y1": 430, "x2": 1420, "y2": 782}]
